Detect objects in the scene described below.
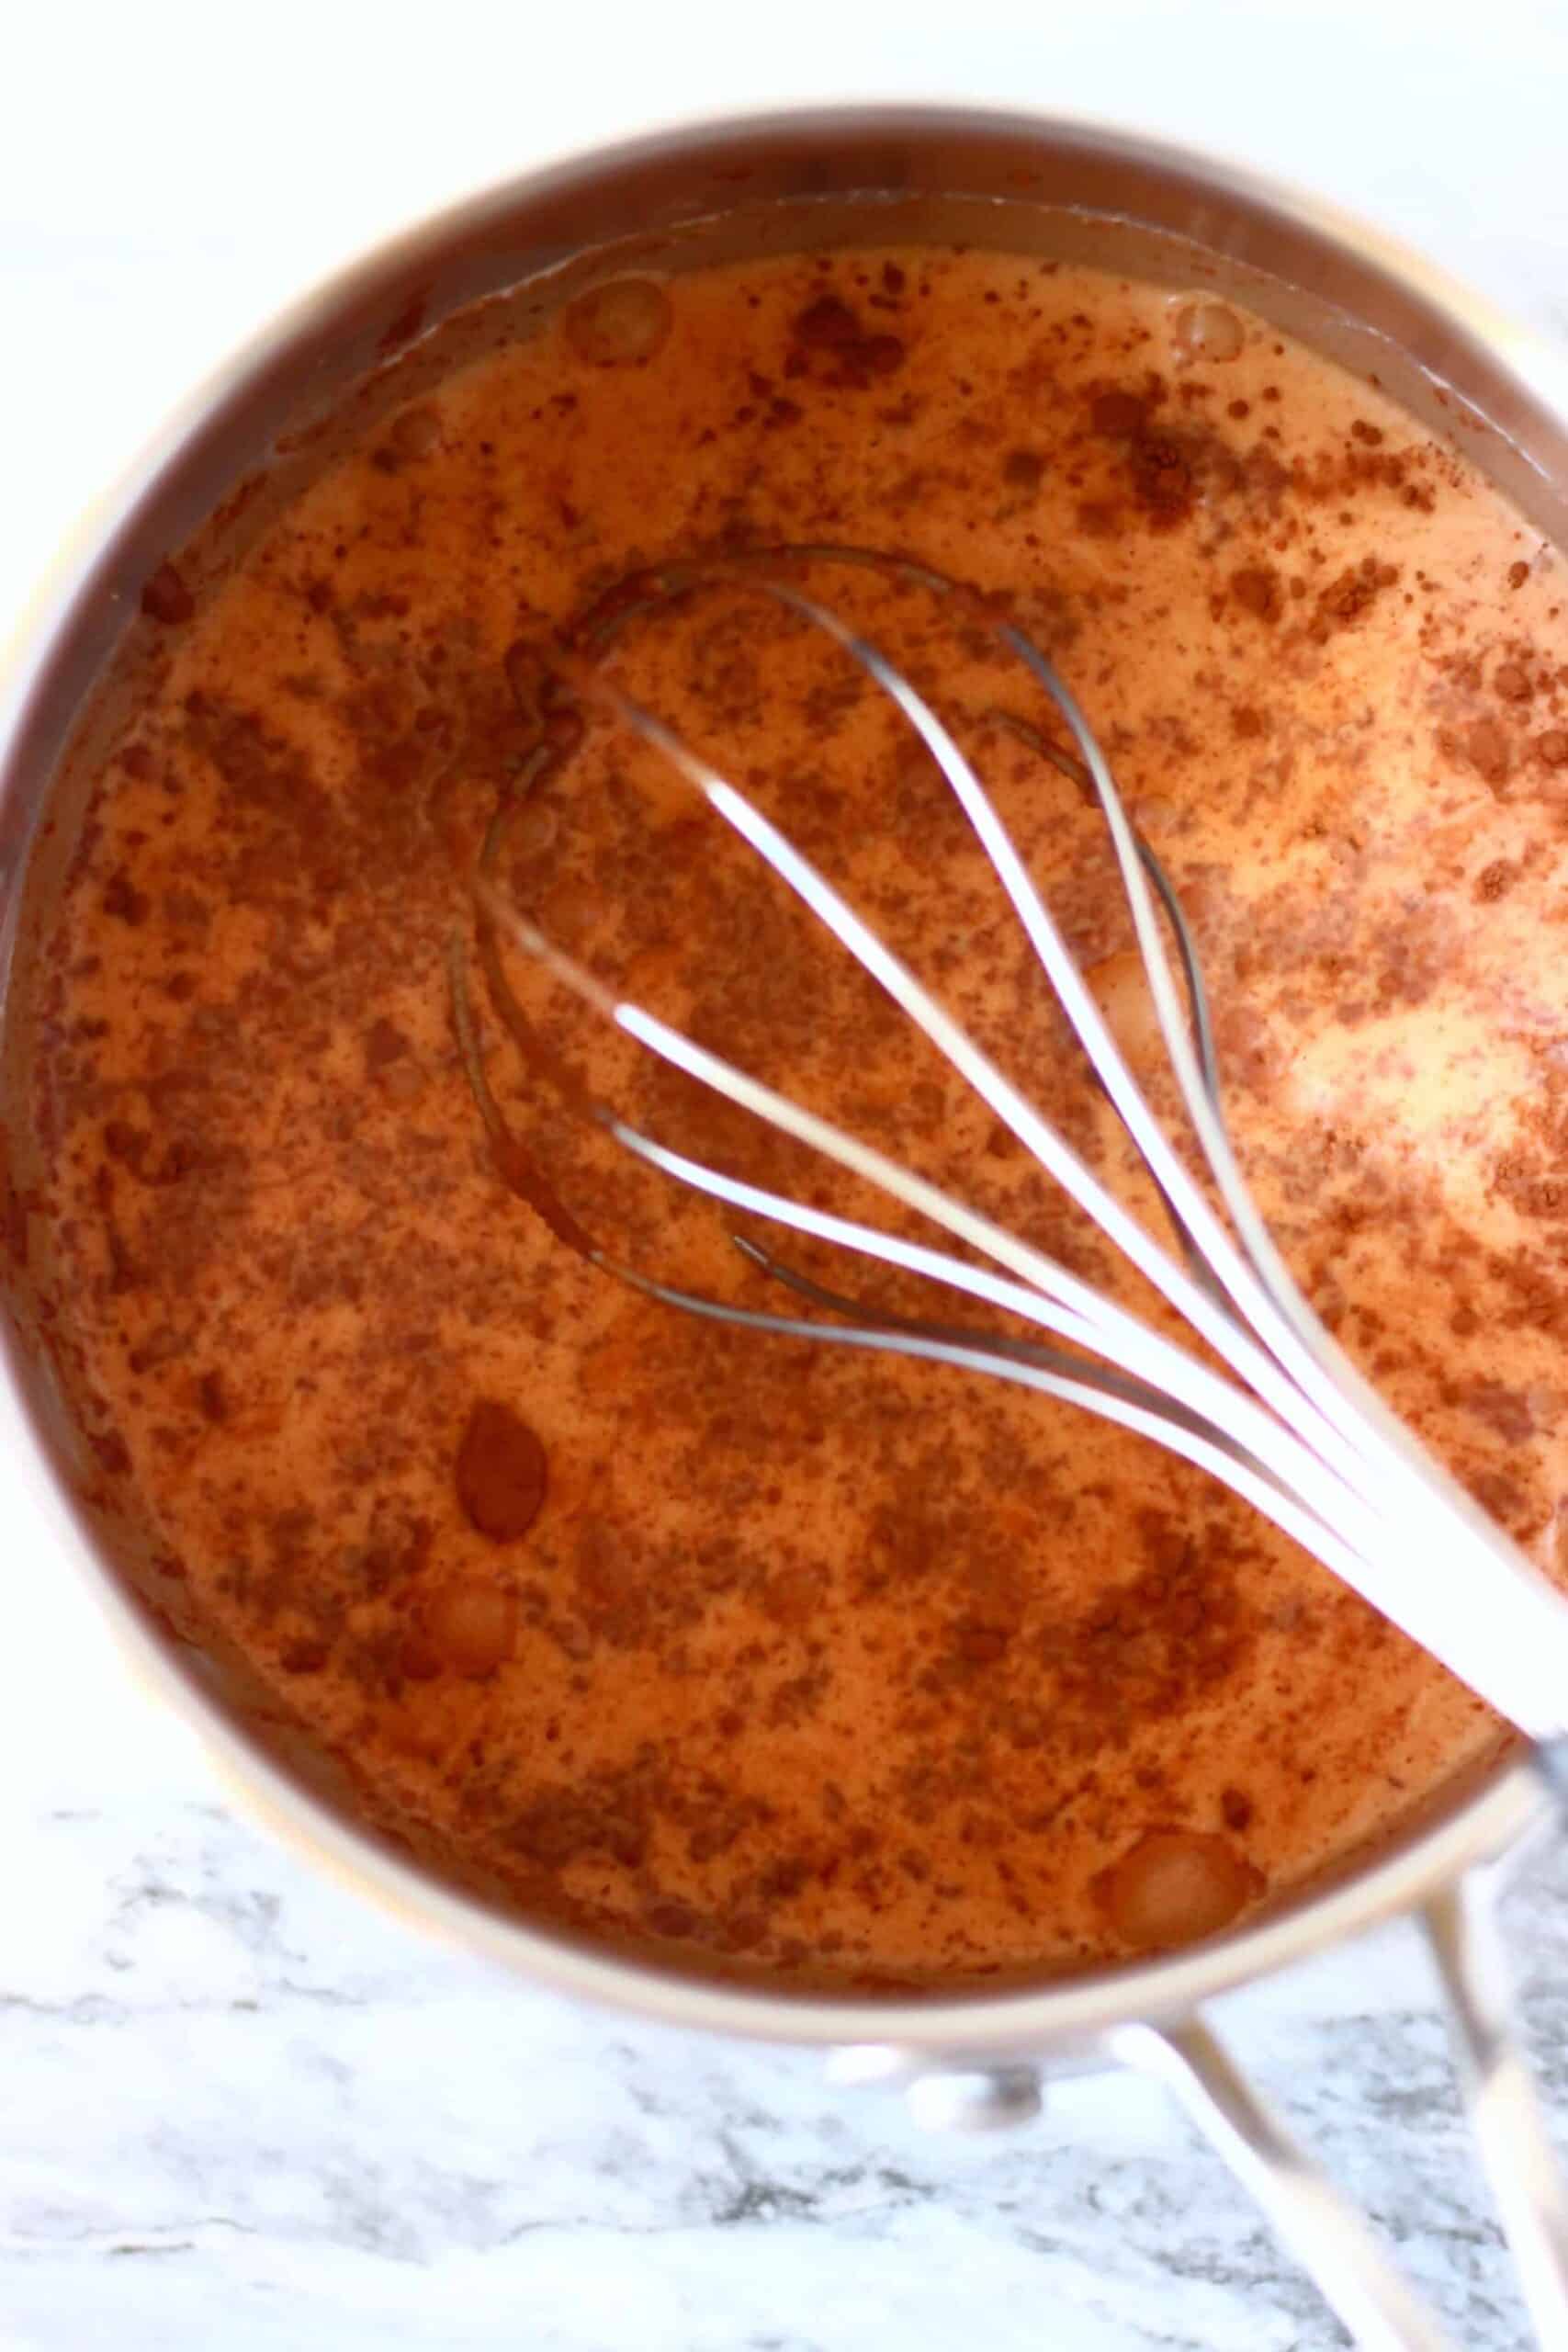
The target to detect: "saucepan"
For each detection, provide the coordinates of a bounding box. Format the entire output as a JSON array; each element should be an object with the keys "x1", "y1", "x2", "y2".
[{"x1": 3, "y1": 107, "x2": 1566, "y2": 2350}]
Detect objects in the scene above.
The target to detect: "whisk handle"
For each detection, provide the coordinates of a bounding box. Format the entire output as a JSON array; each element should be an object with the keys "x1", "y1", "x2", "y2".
[
  {"x1": 1115, "y1": 2016, "x2": 1454, "y2": 2350},
  {"x1": 1112, "y1": 1821, "x2": 1568, "y2": 2350},
  {"x1": 1423, "y1": 1866, "x2": 1568, "y2": 2348}
]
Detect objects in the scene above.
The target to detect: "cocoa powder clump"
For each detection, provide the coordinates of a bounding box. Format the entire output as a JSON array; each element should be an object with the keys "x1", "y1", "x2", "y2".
[
  {"x1": 455, "y1": 1399, "x2": 547, "y2": 1542},
  {"x1": 785, "y1": 296, "x2": 904, "y2": 389},
  {"x1": 1231, "y1": 566, "x2": 1281, "y2": 624},
  {"x1": 141, "y1": 563, "x2": 194, "y2": 625}
]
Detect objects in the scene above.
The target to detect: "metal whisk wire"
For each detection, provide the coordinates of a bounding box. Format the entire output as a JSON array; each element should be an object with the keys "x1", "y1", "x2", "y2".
[{"x1": 479, "y1": 548, "x2": 1568, "y2": 1750}]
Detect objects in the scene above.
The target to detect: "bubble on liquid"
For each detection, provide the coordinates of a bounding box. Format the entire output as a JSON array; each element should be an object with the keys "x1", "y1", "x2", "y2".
[
  {"x1": 564, "y1": 277, "x2": 672, "y2": 366},
  {"x1": 390, "y1": 402, "x2": 444, "y2": 459},
  {"x1": 423, "y1": 1579, "x2": 519, "y2": 1678},
  {"x1": 512, "y1": 799, "x2": 559, "y2": 858},
  {"x1": 1086, "y1": 949, "x2": 1163, "y2": 1072},
  {"x1": 1553, "y1": 1498, "x2": 1568, "y2": 1574},
  {"x1": 1097, "y1": 1828, "x2": 1261, "y2": 1949},
  {"x1": 1127, "y1": 794, "x2": 1178, "y2": 839},
  {"x1": 1171, "y1": 299, "x2": 1246, "y2": 365}
]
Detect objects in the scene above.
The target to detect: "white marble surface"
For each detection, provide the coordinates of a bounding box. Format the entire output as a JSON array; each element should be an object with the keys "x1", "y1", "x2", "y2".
[
  {"x1": 7, "y1": 4, "x2": 1568, "y2": 2345},
  {"x1": 7, "y1": 1756, "x2": 1568, "y2": 2352}
]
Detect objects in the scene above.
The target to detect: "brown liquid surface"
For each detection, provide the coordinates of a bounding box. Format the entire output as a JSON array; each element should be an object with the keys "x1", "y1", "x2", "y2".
[{"x1": 14, "y1": 249, "x2": 1568, "y2": 1986}]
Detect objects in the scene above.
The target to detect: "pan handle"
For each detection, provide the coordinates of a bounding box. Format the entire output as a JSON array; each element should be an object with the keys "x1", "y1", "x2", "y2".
[
  {"x1": 1420, "y1": 1867, "x2": 1568, "y2": 2346},
  {"x1": 1112, "y1": 2015, "x2": 1454, "y2": 2351}
]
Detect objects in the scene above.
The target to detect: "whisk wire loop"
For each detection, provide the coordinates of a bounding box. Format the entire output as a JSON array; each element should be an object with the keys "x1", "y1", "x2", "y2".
[{"x1": 484, "y1": 551, "x2": 1568, "y2": 1742}]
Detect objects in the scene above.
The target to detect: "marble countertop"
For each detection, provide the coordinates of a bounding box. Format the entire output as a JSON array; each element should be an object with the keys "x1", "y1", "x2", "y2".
[
  {"x1": 7, "y1": 1766, "x2": 1568, "y2": 2352},
  {"x1": 7, "y1": 5, "x2": 1568, "y2": 2345}
]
